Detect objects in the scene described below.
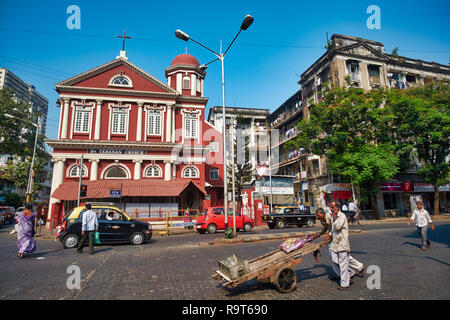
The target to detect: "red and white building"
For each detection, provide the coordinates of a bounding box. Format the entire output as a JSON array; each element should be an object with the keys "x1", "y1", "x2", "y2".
[{"x1": 46, "y1": 51, "x2": 224, "y2": 227}]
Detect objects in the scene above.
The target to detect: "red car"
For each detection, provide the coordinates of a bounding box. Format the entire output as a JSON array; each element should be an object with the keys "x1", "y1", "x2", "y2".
[{"x1": 196, "y1": 207, "x2": 254, "y2": 234}]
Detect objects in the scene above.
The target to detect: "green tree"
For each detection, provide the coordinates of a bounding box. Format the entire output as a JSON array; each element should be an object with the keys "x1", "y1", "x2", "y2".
[
  {"x1": 387, "y1": 82, "x2": 450, "y2": 215},
  {"x1": 286, "y1": 85, "x2": 399, "y2": 218},
  {"x1": 0, "y1": 88, "x2": 48, "y2": 196}
]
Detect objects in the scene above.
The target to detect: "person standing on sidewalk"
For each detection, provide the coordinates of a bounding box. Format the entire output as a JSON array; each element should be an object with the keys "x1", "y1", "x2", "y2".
[
  {"x1": 408, "y1": 200, "x2": 435, "y2": 251},
  {"x1": 77, "y1": 204, "x2": 98, "y2": 254}
]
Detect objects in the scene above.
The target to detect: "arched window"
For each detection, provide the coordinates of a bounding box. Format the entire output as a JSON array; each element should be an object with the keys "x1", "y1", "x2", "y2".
[
  {"x1": 144, "y1": 165, "x2": 162, "y2": 178},
  {"x1": 104, "y1": 166, "x2": 128, "y2": 179},
  {"x1": 182, "y1": 166, "x2": 199, "y2": 178},
  {"x1": 68, "y1": 165, "x2": 88, "y2": 178},
  {"x1": 108, "y1": 74, "x2": 133, "y2": 88},
  {"x1": 182, "y1": 76, "x2": 190, "y2": 90}
]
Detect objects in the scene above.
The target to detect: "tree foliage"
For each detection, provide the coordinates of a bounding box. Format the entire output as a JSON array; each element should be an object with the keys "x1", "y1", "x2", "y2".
[
  {"x1": 387, "y1": 82, "x2": 450, "y2": 214},
  {"x1": 286, "y1": 84, "x2": 399, "y2": 218},
  {"x1": 0, "y1": 88, "x2": 48, "y2": 194}
]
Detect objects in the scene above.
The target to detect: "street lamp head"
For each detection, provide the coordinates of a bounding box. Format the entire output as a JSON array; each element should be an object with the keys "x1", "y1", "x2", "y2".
[
  {"x1": 240, "y1": 14, "x2": 254, "y2": 31},
  {"x1": 199, "y1": 64, "x2": 208, "y2": 71},
  {"x1": 175, "y1": 29, "x2": 190, "y2": 41}
]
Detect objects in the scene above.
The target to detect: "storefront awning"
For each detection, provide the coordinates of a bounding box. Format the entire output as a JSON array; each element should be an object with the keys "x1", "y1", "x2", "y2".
[{"x1": 51, "y1": 179, "x2": 207, "y2": 201}]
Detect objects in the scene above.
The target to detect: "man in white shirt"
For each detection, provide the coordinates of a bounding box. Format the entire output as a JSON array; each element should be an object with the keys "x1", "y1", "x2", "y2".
[
  {"x1": 329, "y1": 201, "x2": 362, "y2": 290},
  {"x1": 408, "y1": 200, "x2": 435, "y2": 250},
  {"x1": 77, "y1": 204, "x2": 99, "y2": 254}
]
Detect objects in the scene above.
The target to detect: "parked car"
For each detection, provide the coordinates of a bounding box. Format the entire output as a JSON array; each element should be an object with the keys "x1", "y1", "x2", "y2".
[
  {"x1": 0, "y1": 206, "x2": 15, "y2": 225},
  {"x1": 196, "y1": 206, "x2": 254, "y2": 234},
  {"x1": 58, "y1": 204, "x2": 152, "y2": 249},
  {"x1": 262, "y1": 205, "x2": 316, "y2": 229}
]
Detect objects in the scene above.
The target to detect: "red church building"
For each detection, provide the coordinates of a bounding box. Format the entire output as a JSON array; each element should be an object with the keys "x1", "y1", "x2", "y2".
[{"x1": 45, "y1": 50, "x2": 224, "y2": 226}]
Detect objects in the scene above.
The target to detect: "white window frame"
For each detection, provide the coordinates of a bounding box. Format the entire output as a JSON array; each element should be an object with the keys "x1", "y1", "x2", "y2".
[
  {"x1": 182, "y1": 166, "x2": 199, "y2": 178},
  {"x1": 111, "y1": 108, "x2": 127, "y2": 135},
  {"x1": 74, "y1": 105, "x2": 91, "y2": 133},
  {"x1": 184, "y1": 113, "x2": 198, "y2": 139},
  {"x1": 102, "y1": 164, "x2": 130, "y2": 180},
  {"x1": 67, "y1": 164, "x2": 88, "y2": 178},
  {"x1": 182, "y1": 76, "x2": 191, "y2": 90},
  {"x1": 143, "y1": 165, "x2": 162, "y2": 178},
  {"x1": 108, "y1": 74, "x2": 133, "y2": 88},
  {"x1": 147, "y1": 109, "x2": 162, "y2": 136}
]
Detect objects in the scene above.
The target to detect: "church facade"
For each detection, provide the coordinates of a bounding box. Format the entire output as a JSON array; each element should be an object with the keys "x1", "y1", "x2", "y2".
[{"x1": 46, "y1": 51, "x2": 224, "y2": 226}]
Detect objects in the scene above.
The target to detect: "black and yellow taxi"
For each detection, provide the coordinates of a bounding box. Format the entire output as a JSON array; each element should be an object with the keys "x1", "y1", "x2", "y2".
[
  {"x1": 59, "y1": 204, "x2": 152, "y2": 249},
  {"x1": 262, "y1": 205, "x2": 315, "y2": 229}
]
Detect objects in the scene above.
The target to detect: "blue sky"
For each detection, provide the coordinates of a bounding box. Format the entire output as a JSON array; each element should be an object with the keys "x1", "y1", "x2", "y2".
[{"x1": 1, "y1": 0, "x2": 449, "y2": 141}]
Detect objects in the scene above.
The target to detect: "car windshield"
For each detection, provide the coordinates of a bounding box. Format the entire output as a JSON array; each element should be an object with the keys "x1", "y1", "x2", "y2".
[
  {"x1": 0, "y1": 209, "x2": 6, "y2": 213},
  {"x1": 200, "y1": 209, "x2": 208, "y2": 215},
  {"x1": 272, "y1": 208, "x2": 282, "y2": 214}
]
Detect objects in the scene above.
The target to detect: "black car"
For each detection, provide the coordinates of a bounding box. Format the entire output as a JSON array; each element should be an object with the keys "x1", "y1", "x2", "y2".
[
  {"x1": 59, "y1": 205, "x2": 152, "y2": 249},
  {"x1": 262, "y1": 205, "x2": 316, "y2": 229}
]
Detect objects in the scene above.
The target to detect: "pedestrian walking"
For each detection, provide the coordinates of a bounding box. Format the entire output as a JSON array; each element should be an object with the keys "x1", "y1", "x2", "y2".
[
  {"x1": 77, "y1": 204, "x2": 98, "y2": 254},
  {"x1": 408, "y1": 200, "x2": 435, "y2": 250},
  {"x1": 17, "y1": 204, "x2": 37, "y2": 258},
  {"x1": 328, "y1": 201, "x2": 357, "y2": 290},
  {"x1": 314, "y1": 207, "x2": 364, "y2": 281}
]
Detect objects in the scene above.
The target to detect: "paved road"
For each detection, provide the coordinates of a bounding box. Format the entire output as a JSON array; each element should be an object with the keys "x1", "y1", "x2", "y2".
[{"x1": 0, "y1": 220, "x2": 449, "y2": 300}]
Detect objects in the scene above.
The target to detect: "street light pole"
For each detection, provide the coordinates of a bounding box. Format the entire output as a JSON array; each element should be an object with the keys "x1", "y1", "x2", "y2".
[
  {"x1": 5, "y1": 113, "x2": 39, "y2": 204},
  {"x1": 175, "y1": 14, "x2": 254, "y2": 237}
]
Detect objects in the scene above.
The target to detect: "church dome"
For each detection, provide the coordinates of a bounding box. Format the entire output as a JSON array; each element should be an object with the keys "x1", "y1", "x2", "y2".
[{"x1": 170, "y1": 54, "x2": 200, "y2": 67}]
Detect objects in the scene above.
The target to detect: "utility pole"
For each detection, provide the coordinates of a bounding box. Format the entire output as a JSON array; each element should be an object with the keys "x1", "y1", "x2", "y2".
[
  {"x1": 231, "y1": 119, "x2": 237, "y2": 237},
  {"x1": 77, "y1": 154, "x2": 84, "y2": 206}
]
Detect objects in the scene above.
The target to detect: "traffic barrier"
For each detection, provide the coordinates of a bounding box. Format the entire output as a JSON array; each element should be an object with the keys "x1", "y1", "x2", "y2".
[{"x1": 131, "y1": 209, "x2": 200, "y2": 235}]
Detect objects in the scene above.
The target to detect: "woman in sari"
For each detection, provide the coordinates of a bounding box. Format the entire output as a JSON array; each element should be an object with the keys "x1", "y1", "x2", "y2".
[{"x1": 17, "y1": 204, "x2": 37, "y2": 258}]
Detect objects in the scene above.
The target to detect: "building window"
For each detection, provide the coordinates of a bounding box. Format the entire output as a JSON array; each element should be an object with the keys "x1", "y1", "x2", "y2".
[
  {"x1": 185, "y1": 113, "x2": 198, "y2": 139},
  {"x1": 109, "y1": 74, "x2": 133, "y2": 88},
  {"x1": 68, "y1": 165, "x2": 87, "y2": 178},
  {"x1": 111, "y1": 108, "x2": 127, "y2": 134},
  {"x1": 74, "y1": 106, "x2": 91, "y2": 133},
  {"x1": 368, "y1": 65, "x2": 381, "y2": 84},
  {"x1": 210, "y1": 167, "x2": 219, "y2": 180},
  {"x1": 182, "y1": 76, "x2": 191, "y2": 90},
  {"x1": 346, "y1": 60, "x2": 360, "y2": 82},
  {"x1": 196, "y1": 78, "x2": 201, "y2": 92},
  {"x1": 144, "y1": 166, "x2": 162, "y2": 178},
  {"x1": 147, "y1": 110, "x2": 161, "y2": 135},
  {"x1": 183, "y1": 166, "x2": 198, "y2": 178},
  {"x1": 104, "y1": 166, "x2": 128, "y2": 179}
]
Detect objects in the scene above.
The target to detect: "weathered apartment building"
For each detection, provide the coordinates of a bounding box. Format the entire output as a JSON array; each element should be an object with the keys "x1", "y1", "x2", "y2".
[{"x1": 271, "y1": 34, "x2": 450, "y2": 215}]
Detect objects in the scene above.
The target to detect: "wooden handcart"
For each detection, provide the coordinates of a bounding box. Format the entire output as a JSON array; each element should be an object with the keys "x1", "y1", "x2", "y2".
[{"x1": 212, "y1": 239, "x2": 330, "y2": 293}]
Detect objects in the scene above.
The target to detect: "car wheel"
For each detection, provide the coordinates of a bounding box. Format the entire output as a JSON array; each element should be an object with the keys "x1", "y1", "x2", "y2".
[
  {"x1": 268, "y1": 223, "x2": 275, "y2": 229},
  {"x1": 197, "y1": 229, "x2": 206, "y2": 234},
  {"x1": 131, "y1": 232, "x2": 145, "y2": 245},
  {"x1": 244, "y1": 222, "x2": 252, "y2": 232},
  {"x1": 306, "y1": 219, "x2": 315, "y2": 228},
  {"x1": 276, "y1": 219, "x2": 285, "y2": 229},
  {"x1": 63, "y1": 234, "x2": 79, "y2": 249},
  {"x1": 206, "y1": 223, "x2": 217, "y2": 234}
]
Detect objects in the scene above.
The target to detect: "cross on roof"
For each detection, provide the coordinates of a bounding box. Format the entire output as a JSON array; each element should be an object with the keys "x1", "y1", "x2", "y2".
[{"x1": 117, "y1": 30, "x2": 132, "y2": 51}]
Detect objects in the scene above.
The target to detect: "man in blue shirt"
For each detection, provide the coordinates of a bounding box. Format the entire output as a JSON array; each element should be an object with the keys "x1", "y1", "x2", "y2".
[{"x1": 77, "y1": 204, "x2": 98, "y2": 254}]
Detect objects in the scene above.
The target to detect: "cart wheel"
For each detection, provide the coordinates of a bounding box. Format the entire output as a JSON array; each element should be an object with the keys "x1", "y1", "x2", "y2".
[{"x1": 275, "y1": 268, "x2": 297, "y2": 293}]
